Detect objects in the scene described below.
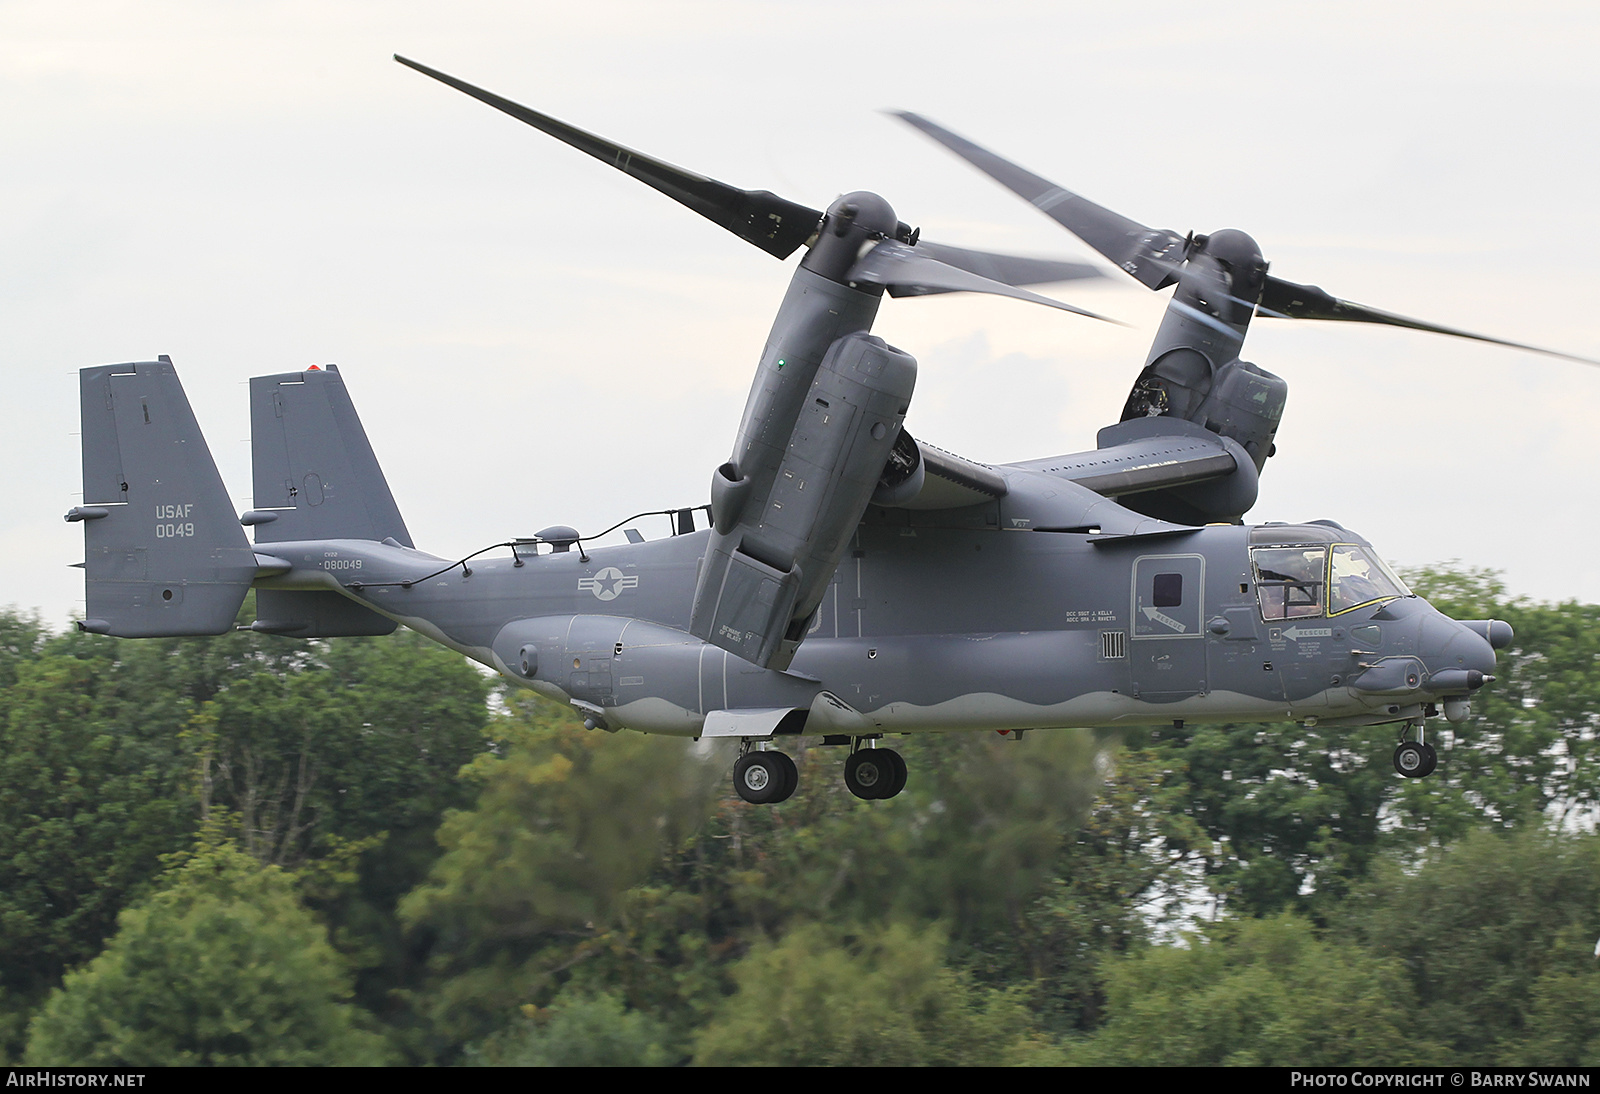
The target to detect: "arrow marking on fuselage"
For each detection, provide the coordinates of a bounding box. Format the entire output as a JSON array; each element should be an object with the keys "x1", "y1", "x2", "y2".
[
  {"x1": 1140, "y1": 605, "x2": 1186, "y2": 633},
  {"x1": 1281, "y1": 625, "x2": 1333, "y2": 641}
]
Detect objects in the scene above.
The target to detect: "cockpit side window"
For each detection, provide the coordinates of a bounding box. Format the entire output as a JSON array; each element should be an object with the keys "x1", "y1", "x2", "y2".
[
  {"x1": 1252, "y1": 546, "x2": 1326, "y2": 620},
  {"x1": 1328, "y1": 544, "x2": 1409, "y2": 616}
]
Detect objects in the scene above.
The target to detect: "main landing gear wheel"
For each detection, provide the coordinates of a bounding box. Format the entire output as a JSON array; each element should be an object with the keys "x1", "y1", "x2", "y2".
[
  {"x1": 734, "y1": 751, "x2": 797, "y2": 804},
  {"x1": 769, "y1": 750, "x2": 798, "y2": 801},
  {"x1": 1393, "y1": 741, "x2": 1437, "y2": 778},
  {"x1": 879, "y1": 748, "x2": 907, "y2": 799},
  {"x1": 845, "y1": 748, "x2": 906, "y2": 800}
]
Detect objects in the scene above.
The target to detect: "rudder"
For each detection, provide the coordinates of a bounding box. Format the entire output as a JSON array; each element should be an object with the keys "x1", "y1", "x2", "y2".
[
  {"x1": 69, "y1": 356, "x2": 256, "y2": 636},
  {"x1": 248, "y1": 365, "x2": 411, "y2": 546}
]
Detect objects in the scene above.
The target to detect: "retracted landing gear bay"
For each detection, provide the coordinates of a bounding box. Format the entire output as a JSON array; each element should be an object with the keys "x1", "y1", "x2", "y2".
[
  {"x1": 844, "y1": 739, "x2": 907, "y2": 800},
  {"x1": 732, "y1": 741, "x2": 798, "y2": 804},
  {"x1": 1393, "y1": 723, "x2": 1438, "y2": 779}
]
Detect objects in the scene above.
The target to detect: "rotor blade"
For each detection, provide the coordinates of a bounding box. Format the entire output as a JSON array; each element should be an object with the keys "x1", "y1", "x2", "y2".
[
  {"x1": 396, "y1": 55, "x2": 822, "y2": 259},
  {"x1": 891, "y1": 111, "x2": 1186, "y2": 289},
  {"x1": 1258, "y1": 276, "x2": 1600, "y2": 366},
  {"x1": 891, "y1": 241, "x2": 1103, "y2": 297},
  {"x1": 850, "y1": 242, "x2": 1124, "y2": 323}
]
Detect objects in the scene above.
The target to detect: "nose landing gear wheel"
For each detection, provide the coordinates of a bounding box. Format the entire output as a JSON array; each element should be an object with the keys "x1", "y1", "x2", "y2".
[
  {"x1": 734, "y1": 751, "x2": 797, "y2": 804},
  {"x1": 1393, "y1": 741, "x2": 1437, "y2": 778},
  {"x1": 845, "y1": 748, "x2": 906, "y2": 800},
  {"x1": 1416, "y1": 742, "x2": 1437, "y2": 777}
]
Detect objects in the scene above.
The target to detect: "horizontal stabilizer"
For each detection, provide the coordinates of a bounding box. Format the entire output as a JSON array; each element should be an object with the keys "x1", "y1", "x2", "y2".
[
  {"x1": 249, "y1": 366, "x2": 411, "y2": 546},
  {"x1": 72, "y1": 357, "x2": 256, "y2": 637}
]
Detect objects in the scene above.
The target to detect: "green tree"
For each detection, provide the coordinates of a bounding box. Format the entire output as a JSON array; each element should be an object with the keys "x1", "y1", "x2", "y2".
[
  {"x1": 1069, "y1": 914, "x2": 1435, "y2": 1066},
  {"x1": 1512, "y1": 930, "x2": 1600, "y2": 1066},
  {"x1": 24, "y1": 838, "x2": 388, "y2": 1066},
  {"x1": 0, "y1": 649, "x2": 195, "y2": 1004},
  {"x1": 0, "y1": 608, "x2": 48, "y2": 688},
  {"x1": 1014, "y1": 742, "x2": 1208, "y2": 1030},
  {"x1": 1398, "y1": 568, "x2": 1600, "y2": 836},
  {"x1": 692, "y1": 922, "x2": 1050, "y2": 1066},
  {"x1": 399, "y1": 694, "x2": 720, "y2": 1053},
  {"x1": 0, "y1": 606, "x2": 493, "y2": 1057},
  {"x1": 468, "y1": 989, "x2": 676, "y2": 1066},
  {"x1": 194, "y1": 627, "x2": 492, "y2": 869},
  {"x1": 1332, "y1": 827, "x2": 1600, "y2": 1063}
]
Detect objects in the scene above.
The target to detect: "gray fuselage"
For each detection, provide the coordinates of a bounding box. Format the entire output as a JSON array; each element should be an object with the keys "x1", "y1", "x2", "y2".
[{"x1": 255, "y1": 464, "x2": 1497, "y2": 741}]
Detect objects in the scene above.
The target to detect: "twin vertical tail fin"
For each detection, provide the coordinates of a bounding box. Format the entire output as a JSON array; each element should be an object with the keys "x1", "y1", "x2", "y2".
[
  {"x1": 70, "y1": 359, "x2": 409, "y2": 639},
  {"x1": 70, "y1": 357, "x2": 257, "y2": 636},
  {"x1": 247, "y1": 365, "x2": 403, "y2": 637},
  {"x1": 247, "y1": 365, "x2": 411, "y2": 546}
]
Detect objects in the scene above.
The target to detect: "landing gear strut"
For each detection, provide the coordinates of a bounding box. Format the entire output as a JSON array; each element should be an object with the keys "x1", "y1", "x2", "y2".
[
  {"x1": 844, "y1": 741, "x2": 906, "y2": 800},
  {"x1": 1393, "y1": 723, "x2": 1438, "y2": 778},
  {"x1": 732, "y1": 744, "x2": 798, "y2": 804}
]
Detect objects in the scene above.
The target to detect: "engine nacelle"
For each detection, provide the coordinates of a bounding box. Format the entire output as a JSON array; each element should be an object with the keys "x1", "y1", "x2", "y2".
[
  {"x1": 691, "y1": 331, "x2": 917, "y2": 669},
  {"x1": 1123, "y1": 355, "x2": 1287, "y2": 473}
]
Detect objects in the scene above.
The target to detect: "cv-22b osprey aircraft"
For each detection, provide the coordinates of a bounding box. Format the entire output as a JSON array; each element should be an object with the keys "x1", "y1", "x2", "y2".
[{"x1": 69, "y1": 57, "x2": 1580, "y2": 805}]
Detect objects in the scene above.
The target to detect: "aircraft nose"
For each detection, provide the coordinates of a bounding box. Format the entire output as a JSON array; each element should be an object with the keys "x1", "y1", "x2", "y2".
[{"x1": 1417, "y1": 610, "x2": 1499, "y2": 694}]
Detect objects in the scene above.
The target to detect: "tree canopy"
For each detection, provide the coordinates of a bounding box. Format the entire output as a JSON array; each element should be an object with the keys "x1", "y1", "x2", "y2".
[
  {"x1": 25, "y1": 838, "x2": 388, "y2": 1066},
  {"x1": 4, "y1": 562, "x2": 1597, "y2": 1066}
]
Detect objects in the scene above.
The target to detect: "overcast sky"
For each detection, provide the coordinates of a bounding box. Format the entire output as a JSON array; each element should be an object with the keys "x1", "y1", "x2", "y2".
[{"x1": 4, "y1": 0, "x2": 1598, "y2": 628}]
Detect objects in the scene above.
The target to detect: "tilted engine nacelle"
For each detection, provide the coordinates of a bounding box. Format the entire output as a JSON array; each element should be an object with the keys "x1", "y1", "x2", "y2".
[
  {"x1": 1122, "y1": 355, "x2": 1288, "y2": 472},
  {"x1": 693, "y1": 331, "x2": 917, "y2": 670},
  {"x1": 1115, "y1": 354, "x2": 1286, "y2": 524}
]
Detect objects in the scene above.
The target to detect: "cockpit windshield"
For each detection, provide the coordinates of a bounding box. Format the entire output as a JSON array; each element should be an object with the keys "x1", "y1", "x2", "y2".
[
  {"x1": 1328, "y1": 544, "x2": 1410, "y2": 615},
  {"x1": 1251, "y1": 542, "x2": 1410, "y2": 620}
]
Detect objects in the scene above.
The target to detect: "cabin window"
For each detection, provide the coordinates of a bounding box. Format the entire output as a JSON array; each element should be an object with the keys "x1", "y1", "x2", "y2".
[
  {"x1": 1153, "y1": 573, "x2": 1183, "y2": 607},
  {"x1": 1252, "y1": 546, "x2": 1326, "y2": 620}
]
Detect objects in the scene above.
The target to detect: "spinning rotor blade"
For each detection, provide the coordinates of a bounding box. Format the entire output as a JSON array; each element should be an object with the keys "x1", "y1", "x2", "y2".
[
  {"x1": 399, "y1": 58, "x2": 1120, "y2": 321},
  {"x1": 895, "y1": 110, "x2": 1600, "y2": 366},
  {"x1": 850, "y1": 241, "x2": 1122, "y2": 322},
  {"x1": 892, "y1": 111, "x2": 1185, "y2": 290},
  {"x1": 396, "y1": 55, "x2": 822, "y2": 258},
  {"x1": 1257, "y1": 277, "x2": 1600, "y2": 367},
  {"x1": 888, "y1": 241, "x2": 1102, "y2": 297}
]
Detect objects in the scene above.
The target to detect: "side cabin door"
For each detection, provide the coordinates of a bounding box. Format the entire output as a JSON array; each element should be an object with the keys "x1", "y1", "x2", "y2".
[{"x1": 1129, "y1": 553, "x2": 1207, "y2": 702}]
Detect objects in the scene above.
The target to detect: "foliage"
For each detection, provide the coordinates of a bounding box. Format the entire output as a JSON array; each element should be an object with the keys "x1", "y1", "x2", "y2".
[
  {"x1": 1332, "y1": 827, "x2": 1600, "y2": 1063},
  {"x1": 0, "y1": 606, "x2": 491, "y2": 1054},
  {"x1": 468, "y1": 989, "x2": 676, "y2": 1067},
  {"x1": 1, "y1": 561, "x2": 1595, "y2": 1065},
  {"x1": 24, "y1": 838, "x2": 389, "y2": 1066},
  {"x1": 398, "y1": 694, "x2": 721, "y2": 1052},
  {"x1": 0, "y1": 646, "x2": 196, "y2": 1002},
  {"x1": 692, "y1": 922, "x2": 1047, "y2": 1066},
  {"x1": 193, "y1": 626, "x2": 492, "y2": 868},
  {"x1": 1398, "y1": 567, "x2": 1600, "y2": 834},
  {"x1": 1116, "y1": 717, "x2": 1396, "y2": 919},
  {"x1": 1069, "y1": 913, "x2": 1436, "y2": 1066},
  {"x1": 1012, "y1": 742, "x2": 1208, "y2": 1029}
]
